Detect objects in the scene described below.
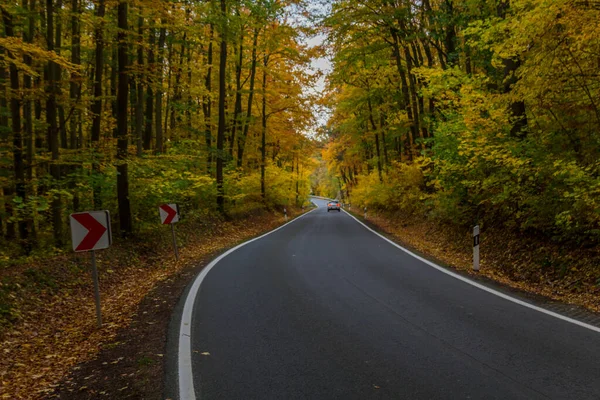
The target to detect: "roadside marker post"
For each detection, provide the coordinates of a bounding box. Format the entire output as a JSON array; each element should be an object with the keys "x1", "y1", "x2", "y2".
[
  {"x1": 364, "y1": 207, "x2": 367, "y2": 220},
  {"x1": 160, "y1": 204, "x2": 180, "y2": 260},
  {"x1": 284, "y1": 208, "x2": 288, "y2": 222},
  {"x1": 473, "y1": 225, "x2": 480, "y2": 271},
  {"x1": 69, "y1": 210, "x2": 112, "y2": 328}
]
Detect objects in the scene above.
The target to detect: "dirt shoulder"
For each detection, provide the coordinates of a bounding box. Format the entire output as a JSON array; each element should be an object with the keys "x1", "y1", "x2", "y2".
[
  {"x1": 0, "y1": 207, "x2": 307, "y2": 399},
  {"x1": 345, "y1": 207, "x2": 600, "y2": 314}
]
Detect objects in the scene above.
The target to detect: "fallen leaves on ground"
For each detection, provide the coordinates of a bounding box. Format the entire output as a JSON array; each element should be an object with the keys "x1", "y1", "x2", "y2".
[{"x1": 0, "y1": 208, "x2": 302, "y2": 399}]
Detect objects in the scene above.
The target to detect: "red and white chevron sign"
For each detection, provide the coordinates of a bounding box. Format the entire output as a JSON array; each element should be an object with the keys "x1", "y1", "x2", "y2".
[
  {"x1": 69, "y1": 211, "x2": 112, "y2": 252},
  {"x1": 159, "y1": 204, "x2": 180, "y2": 225}
]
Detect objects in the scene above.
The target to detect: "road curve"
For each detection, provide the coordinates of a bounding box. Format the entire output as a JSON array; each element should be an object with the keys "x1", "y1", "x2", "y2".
[{"x1": 177, "y1": 198, "x2": 600, "y2": 399}]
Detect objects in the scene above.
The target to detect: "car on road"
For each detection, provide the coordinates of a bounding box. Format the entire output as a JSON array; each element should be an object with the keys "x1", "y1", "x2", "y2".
[{"x1": 327, "y1": 201, "x2": 341, "y2": 212}]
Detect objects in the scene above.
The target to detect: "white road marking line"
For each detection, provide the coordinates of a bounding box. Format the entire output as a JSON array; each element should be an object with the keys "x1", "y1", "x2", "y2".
[
  {"x1": 178, "y1": 206, "x2": 319, "y2": 400},
  {"x1": 341, "y1": 207, "x2": 600, "y2": 334}
]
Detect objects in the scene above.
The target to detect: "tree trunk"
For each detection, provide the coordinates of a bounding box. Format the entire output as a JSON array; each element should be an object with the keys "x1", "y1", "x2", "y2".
[
  {"x1": 390, "y1": 28, "x2": 415, "y2": 160},
  {"x1": 229, "y1": 23, "x2": 244, "y2": 159},
  {"x1": 203, "y1": 25, "x2": 214, "y2": 173},
  {"x1": 46, "y1": 0, "x2": 63, "y2": 245},
  {"x1": 238, "y1": 27, "x2": 259, "y2": 168},
  {"x1": 135, "y1": 15, "x2": 144, "y2": 156},
  {"x1": 367, "y1": 98, "x2": 383, "y2": 182},
  {"x1": 117, "y1": 0, "x2": 132, "y2": 235},
  {"x1": 90, "y1": 0, "x2": 105, "y2": 209},
  {"x1": 155, "y1": 21, "x2": 166, "y2": 154},
  {"x1": 144, "y1": 21, "x2": 155, "y2": 150},
  {"x1": 55, "y1": 0, "x2": 68, "y2": 149},
  {"x1": 69, "y1": 0, "x2": 80, "y2": 149},
  {"x1": 260, "y1": 54, "x2": 269, "y2": 201},
  {"x1": 170, "y1": 31, "x2": 187, "y2": 135},
  {"x1": 216, "y1": 0, "x2": 227, "y2": 214},
  {"x1": 1, "y1": 7, "x2": 29, "y2": 245}
]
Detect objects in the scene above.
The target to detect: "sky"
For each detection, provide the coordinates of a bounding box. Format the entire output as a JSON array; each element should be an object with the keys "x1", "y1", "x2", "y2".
[{"x1": 290, "y1": 1, "x2": 333, "y2": 134}]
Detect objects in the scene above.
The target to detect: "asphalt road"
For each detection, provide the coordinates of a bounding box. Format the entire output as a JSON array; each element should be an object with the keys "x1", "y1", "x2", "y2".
[{"x1": 179, "y1": 198, "x2": 600, "y2": 399}]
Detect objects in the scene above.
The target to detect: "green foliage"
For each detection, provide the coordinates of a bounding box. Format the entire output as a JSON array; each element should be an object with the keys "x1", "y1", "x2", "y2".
[{"x1": 351, "y1": 161, "x2": 427, "y2": 215}]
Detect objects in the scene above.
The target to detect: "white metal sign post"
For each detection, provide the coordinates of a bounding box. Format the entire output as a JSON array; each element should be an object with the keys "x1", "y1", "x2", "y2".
[
  {"x1": 160, "y1": 204, "x2": 180, "y2": 260},
  {"x1": 473, "y1": 225, "x2": 480, "y2": 271},
  {"x1": 70, "y1": 210, "x2": 112, "y2": 328}
]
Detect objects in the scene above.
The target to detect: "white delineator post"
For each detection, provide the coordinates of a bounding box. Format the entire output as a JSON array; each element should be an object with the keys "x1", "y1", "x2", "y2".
[
  {"x1": 364, "y1": 207, "x2": 367, "y2": 220},
  {"x1": 473, "y1": 225, "x2": 480, "y2": 271},
  {"x1": 284, "y1": 208, "x2": 288, "y2": 222}
]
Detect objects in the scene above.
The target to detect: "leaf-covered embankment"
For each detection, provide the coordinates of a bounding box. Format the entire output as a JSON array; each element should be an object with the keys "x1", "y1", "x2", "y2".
[{"x1": 0, "y1": 207, "x2": 307, "y2": 399}]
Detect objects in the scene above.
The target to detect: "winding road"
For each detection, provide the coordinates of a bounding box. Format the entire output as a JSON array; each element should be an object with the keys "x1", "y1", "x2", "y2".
[{"x1": 170, "y1": 198, "x2": 600, "y2": 400}]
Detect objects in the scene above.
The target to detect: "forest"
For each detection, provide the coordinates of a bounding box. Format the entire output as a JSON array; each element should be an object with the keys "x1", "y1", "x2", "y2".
[
  {"x1": 1, "y1": 0, "x2": 600, "y2": 397},
  {"x1": 0, "y1": 0, "x2": 317, "y2": 258},
  {"x1": 318, "y1": 0, "x2": 600, "y2": 248}
]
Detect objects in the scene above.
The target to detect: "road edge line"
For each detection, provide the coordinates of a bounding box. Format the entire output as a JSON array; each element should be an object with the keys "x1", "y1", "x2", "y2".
[
  {"x1": 341, "y1": 208, "x2": 600, "y2": 334},
  {"x1": 178, "y1": 205, "x2": 319, "y2": 400}
]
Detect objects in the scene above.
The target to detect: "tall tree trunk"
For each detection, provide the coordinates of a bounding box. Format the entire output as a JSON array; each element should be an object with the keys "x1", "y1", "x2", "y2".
[
  {"x1": 497, "y1": 0, "x2": 528, "y2": 138},
  {"x1": 69, "y1": 0, "x2": 80, "y2": 212},
  {"x1": 55, "y1": 0, "x2": 68, "y2": 149},
  {"x1": 46, "y1": 0, "x2": 62, "y2": 244},
  {"x1": 90, "y1": 0, "x2": 105, "y2": 208},
  {"x1": 260, "y1": 54, "x2": 269, "y2": 201},
  {"x1": 203, "y1": 25, "x2": 214, "y2": 173},
  {"x1": 229, "y1": 22, "x2": 244, "y2": 159},
  {"x1": 117, "y1": 0, "x2": 132, "y2": 235},
  {"x1": 404, "y1": 44, "x2": 423, "y2": 147},
  {"x1": 69, "y1": 0, "x2": 80, "y2": 150},
  {"x1": 155, "y1": 20, "x2": 166, "y2": 154},
  {"x1": 1, "y1": 7, "x2": 29, "y2": 245},
  {"x1": 367, "y1": 98, "x2": 383, "y2": 182},
  {"x1": 238, "y1": 27, "x2": 259, "y2": 168},
  {"x1": 24, "y1": 0, "x2": 36, "y2": 236},
  {"x1": 390, "y1": 28, "x2": 415, "y2": 160},
  {"x1": 0, "y1": 48, "x2": 8, "y2": 238},
  {"x1": 170, "y1": 31, "x2": 187, "y2": 134},
  {"x1": 135, "y1": 15, "x2": 144, "y2": 156},
  {"x1": 144, "y1": 21, "x2": 155, "y2": 150},
  {"x1": 216, "y1": 0, "x2": 227, "y2": 213}
]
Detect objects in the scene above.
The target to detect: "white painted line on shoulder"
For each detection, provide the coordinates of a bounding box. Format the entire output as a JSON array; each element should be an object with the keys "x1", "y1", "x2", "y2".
[
  {"x1": 341, "y1": 208, "x2": 600, "y2": 334},
  {"x1": 178, "y1": 206, "x2": 319, "y2": 400}
]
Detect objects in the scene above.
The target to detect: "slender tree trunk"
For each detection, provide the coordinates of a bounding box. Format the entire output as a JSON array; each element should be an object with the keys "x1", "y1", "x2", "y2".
[
  {"x1": 170, "y1": 31, "x2": 187, "y2": 134},
  {"x1": 216, "y1": 0, "x2": 227, "y2": 213},
  {"x1": 55, "y1": 0, "x2": 68, "y2": 149},
  {"x1": 238, "y1": 27, "x2": 259, "y2": 168},
  {"x1": 0, "y1": 49, "x2": 8, "y2": 238},
  {"x1": 155, "y1": 20, "x2": 166, "y2": 154},
  {"x1": 136, "y1": 15, "x2": 144, "y2": 155},
  {"x1": 24, "y1": 0, "x2": 36, "y2": 236},
  {"x1": 117, "y1": 0, "x2": 132, "y2": 235},
  {"x1": 260, "y1": 54, "x2": 269, "y2": 201},
  {"x1": 144, "y1": 22, "x2": 155, "y2": 150},
  {"x1": 90, "y1": 0, "x2": 105, "y2": 208},
  {"x1": 203, "y1": 25, "x2": 214, "y2": 173},
  {"x1": 367, "y1": 98, "x2": 383, "y2": 182},
  {"x1": 2, "y1": 7, "x2": 29, "y2": 245},
  {"x1": 229, "y1": 23, "x2": 244, "y2": 159},
  {"x1": 390, "y1": 29, "x2": 415, "y2": 160},
  {"x1": 46, "y1": 0, "x2": 62, "y2": 244},
  {"x1": 69, "y1": 0, "x2": 80, "y2": 150}
]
